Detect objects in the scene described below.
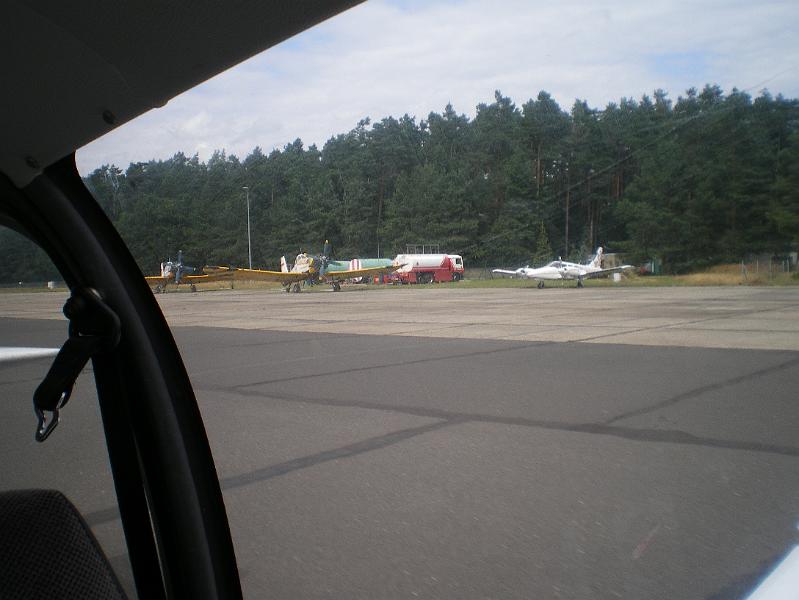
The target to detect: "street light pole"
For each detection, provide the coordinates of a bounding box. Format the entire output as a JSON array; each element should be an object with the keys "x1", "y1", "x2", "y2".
[{"x1": 243, "y1": 186, "x2": 252, "y2": 269}]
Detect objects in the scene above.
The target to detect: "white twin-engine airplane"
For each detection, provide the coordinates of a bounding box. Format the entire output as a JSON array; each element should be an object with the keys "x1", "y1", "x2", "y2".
[{"x1": 492, "y1": 247, "x2": 633, "y2": 288}]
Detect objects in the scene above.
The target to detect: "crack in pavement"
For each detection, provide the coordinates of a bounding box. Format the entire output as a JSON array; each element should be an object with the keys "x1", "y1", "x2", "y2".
[
  {"x1": 193, "y1": 302, "x2": 799, "y2": 388},
  {"x1": 604, "y1": 355, "x2": 799, "y2": 424},
  {"x1": 205, "y1": 385, "x2": 799, "y2": 458},
  {"x1": 218, "y1": 418, "x2": 459, "y2": 490},
  {"x1": 222, "y1": 339, "x2": 552, "y2": 387},
  {"x1": 71, "y1": 349, "x2": 799, "y2": 530},
  {"x1": 83, "y1": 418, "x2": 458, "y2": 527}
]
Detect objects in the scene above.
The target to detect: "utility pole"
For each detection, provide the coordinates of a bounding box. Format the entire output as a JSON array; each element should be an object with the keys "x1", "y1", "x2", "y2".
[
  {"x1": 243, "y1": 186, "x2": 252, "y2": 269},
  {"x1": 587, "y1": 169, "x2": 595, "y2": 250},
  {"x1": 565, "y1": 188, "x2": 570, "y2": 257}
]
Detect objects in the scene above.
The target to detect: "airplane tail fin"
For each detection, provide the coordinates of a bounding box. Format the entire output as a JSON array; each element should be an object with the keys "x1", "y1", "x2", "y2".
[
  {"x1": 280, "y1": 256, "x2": 289, "y2": 272},
  {"x1": 589, "y1": 247, "x2": 604, "y2": 269}
]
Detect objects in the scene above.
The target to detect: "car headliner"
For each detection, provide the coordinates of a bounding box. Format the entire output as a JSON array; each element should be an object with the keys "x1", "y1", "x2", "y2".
[{"x1": 0, "y1": 1, "x2": 363, "y2": 188}]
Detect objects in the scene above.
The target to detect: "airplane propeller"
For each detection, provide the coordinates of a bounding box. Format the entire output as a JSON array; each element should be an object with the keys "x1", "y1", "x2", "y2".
[{"x1": 319, "y1": 240, "x2": 333, "y2": 275}]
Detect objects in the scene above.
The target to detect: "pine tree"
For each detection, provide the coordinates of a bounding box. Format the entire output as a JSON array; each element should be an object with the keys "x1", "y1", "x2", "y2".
[{"x1": 533, "y1": 222, "x2": 552, "y2": 265}]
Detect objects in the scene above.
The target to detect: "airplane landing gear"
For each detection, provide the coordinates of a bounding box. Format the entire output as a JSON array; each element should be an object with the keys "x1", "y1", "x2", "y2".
[
  {"x1": 190, "y1": 284, "x2": 197, "y2": 293},
  {"x1": 332, "y1": 282, "x2": 341, "y2": 292},
  {"x1": 537, "y1": 281, "x2": 544, "y2": 289},
  {"x1": 577, "y1": 279, "x2": 584, "y2": 288},
  {"x1": 291, "y1": 283, "x2": 302, "y2": 293}
]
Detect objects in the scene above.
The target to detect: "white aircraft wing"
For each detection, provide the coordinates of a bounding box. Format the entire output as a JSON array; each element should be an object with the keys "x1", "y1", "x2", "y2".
[
  {"x1": 584, "y1": 265, "x2": 634, "y2": 278},
  {"x1": 492, "y1": 269, "x2": 519, "y2": 275},
  {"x1": 0, "y1": 347, "x2": 59, "y2": 363}
]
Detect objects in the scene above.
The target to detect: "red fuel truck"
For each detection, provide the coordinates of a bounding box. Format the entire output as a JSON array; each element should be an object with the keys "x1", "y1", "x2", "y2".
[{"x1": 388, "y1": 253, "x2": 465, "y2": 284}]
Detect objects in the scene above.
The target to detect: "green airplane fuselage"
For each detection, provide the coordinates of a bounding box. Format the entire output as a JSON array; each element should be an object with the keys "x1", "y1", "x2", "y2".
[{"x1": 323, "y1": 258, "x2": 394, "y2": 274}]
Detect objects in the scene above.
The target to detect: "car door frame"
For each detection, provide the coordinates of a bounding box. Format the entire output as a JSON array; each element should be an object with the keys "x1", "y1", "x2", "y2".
[{"x1": 0, "y1": 155, "x2": 242, "y2": 600}]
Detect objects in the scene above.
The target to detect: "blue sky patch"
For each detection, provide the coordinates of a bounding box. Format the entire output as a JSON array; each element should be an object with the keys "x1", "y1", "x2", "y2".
[{"x1": 649, "y1": 51, "x2": 712, "y2": 85}]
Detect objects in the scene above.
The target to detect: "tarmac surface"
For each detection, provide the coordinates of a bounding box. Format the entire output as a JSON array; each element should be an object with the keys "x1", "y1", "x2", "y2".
[{"x1": 2, "y1": 286, "x2": 798, "y2": 599}]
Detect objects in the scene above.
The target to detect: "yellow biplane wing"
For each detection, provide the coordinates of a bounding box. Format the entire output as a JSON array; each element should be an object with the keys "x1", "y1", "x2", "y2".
[
  {"x1": 145, "y1": 269, "x2": 236, "y2": 288},
  {"x1": 183, "y1": 272, "x2": 236, "y2": 283},
  {"x1": 322, "y1": 265, "x2": 399, "y2": 281},
  {"x1": 225, "y1": 267, "x2": 311, "y2": 284}
]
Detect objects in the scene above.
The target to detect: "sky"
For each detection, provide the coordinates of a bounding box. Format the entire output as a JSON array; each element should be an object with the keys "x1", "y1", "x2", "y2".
[{"x1": 76, "y1": 0, "x2": 799, "y2": 174}]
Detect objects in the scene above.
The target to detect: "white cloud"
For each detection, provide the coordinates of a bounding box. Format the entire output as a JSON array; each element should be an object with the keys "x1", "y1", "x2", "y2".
[
  {"x1": 178, "y1": 112, "x2": 212, "y2": 137},
  {"x1": 77, "y1": 0, "x2": 799, "y2": 173}
]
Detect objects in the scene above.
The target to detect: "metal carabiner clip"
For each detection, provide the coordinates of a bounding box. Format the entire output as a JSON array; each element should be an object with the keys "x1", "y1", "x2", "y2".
[
  {"x1": 32, "y1": 288, "x2": 120, "y2": 443},
  {"x1": 34, "y1": 388, "x2": 72, "y2": 442}
]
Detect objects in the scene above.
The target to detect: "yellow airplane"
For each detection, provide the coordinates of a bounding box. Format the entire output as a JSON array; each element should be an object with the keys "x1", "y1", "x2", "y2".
[
  {"x1": 214, "y1": 241, "x2": 400, "y2": 293},
  {"x1": 145, "y1": 251, "x2": 235, "y2": 293}
]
